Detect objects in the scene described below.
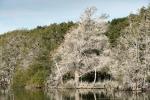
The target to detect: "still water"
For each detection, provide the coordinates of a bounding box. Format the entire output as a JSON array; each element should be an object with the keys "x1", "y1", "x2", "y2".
[{"x1": 0, "y1": 89, "x2": 150, "y2": 100}]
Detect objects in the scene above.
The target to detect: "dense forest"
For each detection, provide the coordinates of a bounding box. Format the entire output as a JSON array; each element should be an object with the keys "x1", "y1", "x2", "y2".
[
  {"x1": 0, "y1": 5, "x2": 150, "y2": 91},
  {"x1": 0, "y1": 22, "x2": 76, "y2": 88}
]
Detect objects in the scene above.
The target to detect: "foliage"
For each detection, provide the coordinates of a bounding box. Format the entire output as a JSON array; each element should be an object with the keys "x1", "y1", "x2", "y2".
[
  {"x1": 28, "y1": 70, "x2": 47, "y2": 87},
  {"x1": 105, "y1": 17, "x2": 129, "y2": 47},
  {"x1": 13, "y1": 69, "x2": 29, "y2": 88},
  {"x1": 1, "y1": 6, "x2": 150, "y2": 90},
  {"x1": 13, "y1": 63, "x2": 47, "y2": 88},
  {"x1": 2, "y1": 21, "x2": 76, "y2": 88}
]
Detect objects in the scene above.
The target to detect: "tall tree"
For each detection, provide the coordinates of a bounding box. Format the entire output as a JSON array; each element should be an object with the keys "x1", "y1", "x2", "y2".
[
  {"x1": 48, "y1": 7, "x2": 112, "y2": 88},
  {"x1": 112, "y1": 7, "x2": 150, "y2": 90}
]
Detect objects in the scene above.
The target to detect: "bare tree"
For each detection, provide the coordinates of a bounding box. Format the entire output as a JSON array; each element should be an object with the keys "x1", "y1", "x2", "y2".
[
  {"x1": 47, "y1": 7, "x2": 112, "y2": 88},
  {"x1": 111, "y1": 8, "x2": 150, "y2": 90}
]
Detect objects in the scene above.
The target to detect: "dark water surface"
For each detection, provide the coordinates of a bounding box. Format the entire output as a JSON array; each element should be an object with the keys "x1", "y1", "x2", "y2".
[{"x1": 0, "y1": 89, "x2": 150, "y2": 100}]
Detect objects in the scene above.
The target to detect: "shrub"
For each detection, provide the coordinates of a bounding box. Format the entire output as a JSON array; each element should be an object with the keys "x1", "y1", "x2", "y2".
[
  {"x1": 12, "y1": 63, "x2": 49, "y2": 88},
  {"x1": 12, "y1": 69, "x2": 29, "y2": 88}
]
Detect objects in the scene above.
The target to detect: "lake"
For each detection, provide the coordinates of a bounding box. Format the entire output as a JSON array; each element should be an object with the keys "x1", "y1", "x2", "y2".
[{"x1": 0, "y1": 89, "x2": 150, "y2": 100}]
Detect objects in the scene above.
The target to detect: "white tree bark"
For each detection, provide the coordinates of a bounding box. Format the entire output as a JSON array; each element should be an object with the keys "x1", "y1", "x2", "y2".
[
  {"x1": 50, "y1": 7, "x2": 111, "y2": 87},
  {"x1": 93, "y1": 68, "x2": 96, "y2": 86}
]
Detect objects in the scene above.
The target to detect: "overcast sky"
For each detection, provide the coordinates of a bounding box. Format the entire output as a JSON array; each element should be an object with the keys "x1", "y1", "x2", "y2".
[{"x1": 0, "y1": 0, "x2": 149, "y2": 34}]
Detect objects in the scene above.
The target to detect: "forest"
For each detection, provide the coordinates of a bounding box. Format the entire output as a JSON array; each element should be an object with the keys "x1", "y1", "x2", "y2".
[{"x1": 0, "y1": 5, "x2": 150, "y2": 91}]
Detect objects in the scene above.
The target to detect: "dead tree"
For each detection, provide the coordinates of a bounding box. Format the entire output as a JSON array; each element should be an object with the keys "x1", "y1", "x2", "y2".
[{"x1": 48, "y1": 7, "x2": 112, "y2": 88}]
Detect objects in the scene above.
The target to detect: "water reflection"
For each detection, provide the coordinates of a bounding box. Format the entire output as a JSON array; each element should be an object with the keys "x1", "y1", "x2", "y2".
[
  {"x1": 0, "y1": 89, "x2": 49, "y2": 100},
  {"x1": 47, "y1": 89, "x2": 150, "y2": 100},
  {"x1": 0, "y1": 88, "x2": 150, "y2": 100}
]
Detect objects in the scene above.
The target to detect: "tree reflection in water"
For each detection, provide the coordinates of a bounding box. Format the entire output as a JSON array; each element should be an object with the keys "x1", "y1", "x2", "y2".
[
  {"x1": 0, "y1": 89, "x2": 150, "y2": 100},
  {"x1": 47, "y1": 89, "x2": 150, "y2": 100}
]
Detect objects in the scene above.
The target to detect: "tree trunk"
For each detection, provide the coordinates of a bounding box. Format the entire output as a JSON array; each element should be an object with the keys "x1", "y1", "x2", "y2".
[
  {"x1": 94, "y1": 93, "x2": 97, "y2": 100},
  {"x1": 93, "y1": 68, "x2": 96, "y2": 86},
  {"x1": 75, "y1": 70, "x2": 79, "y2": 88},
  {"x1": 55, "y1": 61, "x2": 63, "y2": 85}
]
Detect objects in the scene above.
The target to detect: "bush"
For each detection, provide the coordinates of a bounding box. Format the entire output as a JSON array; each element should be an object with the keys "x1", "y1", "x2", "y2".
[
  {"x1": 13, "y1": 69, "x2": 29, "y2": 88},
  {"x1": 12, "y1": 63, "x2": 49, "y2": 88},
  {"x1": 28, "y1": 70, "x2": 47, "y2": 87}
]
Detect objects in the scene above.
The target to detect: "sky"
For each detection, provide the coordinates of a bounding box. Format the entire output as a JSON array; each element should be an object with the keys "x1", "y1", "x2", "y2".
[{"x1": 0, "y1": 0, "x2": 149, "y2": 34}]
